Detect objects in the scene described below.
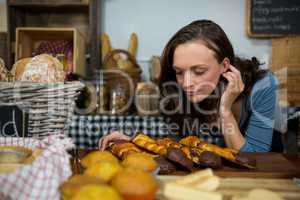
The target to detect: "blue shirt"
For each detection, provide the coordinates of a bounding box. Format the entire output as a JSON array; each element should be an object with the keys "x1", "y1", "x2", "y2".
[
  {"x1": 239, "y1": 72, "x2": 278, "y2": 152},
  {"x1": 197, "y1": 72, "x2": 278, "y2": 152}
]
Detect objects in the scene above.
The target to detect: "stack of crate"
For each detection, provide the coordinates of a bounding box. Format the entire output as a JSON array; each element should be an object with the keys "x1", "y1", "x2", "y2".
[{"x1": 271, "y1": 37, "x2": 300, "y2": 107}]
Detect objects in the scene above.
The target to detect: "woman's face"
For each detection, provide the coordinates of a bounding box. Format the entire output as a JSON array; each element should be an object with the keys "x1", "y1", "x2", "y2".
[{"x1": 173, "y1": 41, "x2": 224, "y2": 103}]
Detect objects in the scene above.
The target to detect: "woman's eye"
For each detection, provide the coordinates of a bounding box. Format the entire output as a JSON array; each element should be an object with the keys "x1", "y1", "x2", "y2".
[
  {"x1": 174, "y1": 70, "x2": 183, "y2": 75},
  {"x1": 193, "y1": 69, "x2": 206, "y2": 75}
]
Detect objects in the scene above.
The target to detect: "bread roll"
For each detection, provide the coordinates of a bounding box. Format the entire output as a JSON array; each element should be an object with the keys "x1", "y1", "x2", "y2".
[
  {"x1": 128, "y1": 33, "x2": 138, "y2": 57},
  {"x1": 0, "y1": 58, "x2": 9, "y2": 81},
  {"x1": 11, "y1": 57, "x2": 31, "y2": 81}
]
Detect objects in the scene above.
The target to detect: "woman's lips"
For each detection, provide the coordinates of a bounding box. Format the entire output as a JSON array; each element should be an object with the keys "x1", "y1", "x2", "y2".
[{"x1": 186, "y1": 91, "x2": 200, "y2": 96}]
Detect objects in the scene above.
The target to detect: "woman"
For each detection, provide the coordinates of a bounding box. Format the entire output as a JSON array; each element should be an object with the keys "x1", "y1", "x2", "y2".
[{"x1": 99, "y1": 20, "x2": 278, "y2": 152}]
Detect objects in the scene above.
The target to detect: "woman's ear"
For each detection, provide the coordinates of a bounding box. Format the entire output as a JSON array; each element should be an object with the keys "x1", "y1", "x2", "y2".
[{"x1": 222, "y1": 58, "x2": 230, "y2": 73}]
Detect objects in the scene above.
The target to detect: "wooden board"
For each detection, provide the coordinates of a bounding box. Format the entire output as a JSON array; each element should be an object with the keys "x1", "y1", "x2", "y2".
[
  {"x1": 157, "y1": 176, "x2": 300, "y2": 200},
  {"x1": 213, "y1": 153, "x2": 300, "y2": 179}
]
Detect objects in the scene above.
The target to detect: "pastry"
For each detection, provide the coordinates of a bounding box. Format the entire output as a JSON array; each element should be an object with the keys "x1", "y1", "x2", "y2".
[
  {"x1": 111, "y1": 142, "x2": 143, "y2": 160},
  {"x1": 154, "y1": 156, "x2": 176, "y2": 174},
  {"x1": 80, "y1": 151, "x2": 119, "y2": 168},
  {"x1": 122, "y1": 153, "x2": 158, "y2": 173},
  {"x1": 157, "y1": 137, "x2": 222, "y2": 169},
  {"x1": 198, "y1": 151, "x2": 222, "y2": 169},
  {"x1": 71, "y1": 184, "x2": 122, "y2": 200},
  {"x1": 111, "y1": 168, "x2": 158, "y2": 200},
  {"x1": 84, "y1": 161, "x2": 123, "y2": 182},
  {"x1": 179, "y1": 136, "x2": 255, "y2": 169},
  {"x1": 59, "y1": 175, "x2": 105, "y2": 200},
  {"x1": 166, "y1": 147, "x2": 194, "y2": 171},
  {"x1": 132, "y1": 133, "x2": 167, "y2": 156}
]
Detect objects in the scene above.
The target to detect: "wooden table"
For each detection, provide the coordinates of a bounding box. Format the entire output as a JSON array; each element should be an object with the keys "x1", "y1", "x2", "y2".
[{"x1": 70, "y1": 150, "x2": 300, "y2": 179}]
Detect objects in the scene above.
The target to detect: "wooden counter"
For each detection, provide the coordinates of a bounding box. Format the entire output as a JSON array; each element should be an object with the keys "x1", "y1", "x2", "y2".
[
  {"x1": 70, "y1": 150, "x2": 300, "y2": 179},
  {"x1": 69, "y1": 150, "x2": 300, "y2": 200}
]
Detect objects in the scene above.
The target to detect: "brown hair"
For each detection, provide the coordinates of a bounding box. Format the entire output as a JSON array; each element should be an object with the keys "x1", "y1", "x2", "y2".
[{"x1": 159, "y1": 20, "x2": 267, "y2": 134}]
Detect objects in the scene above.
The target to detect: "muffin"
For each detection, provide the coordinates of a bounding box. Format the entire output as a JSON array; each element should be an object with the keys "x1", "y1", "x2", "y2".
[
  {"x1": 84, "y1": 161, "x2": 123, "y2": 182},
  {"x1": 111, "y1": 168, "x2": 158, "y2": 200},
  {"x1": 121, "y1": 153, "x2": 157, "y2": 173},
  {"x1": 81, "y1": 151, "x2": 119, "y2": 168},
  {"x1": 59, "y1": 175, "x2": 105, "y2": 200},
  {"x1": 71, "y1": 184, "x2": 122, "y2": 200}
]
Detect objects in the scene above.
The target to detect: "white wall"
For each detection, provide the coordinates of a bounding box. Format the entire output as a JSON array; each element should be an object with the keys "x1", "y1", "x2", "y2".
[
  {"x1": 102, "y1": 0, "x2": 272, "y2": 79},
  {"x1": 0, "y1": 0, "x2": 272, "y2": 79},
  {"x1": 0, "y1": 0, "x2": 6, "y2": 32}
]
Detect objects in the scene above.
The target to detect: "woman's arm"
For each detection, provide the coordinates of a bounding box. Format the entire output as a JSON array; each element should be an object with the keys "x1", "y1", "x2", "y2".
[
  {"x1": 220, "y1": 64, "x2": 246, "y2": 150},
  {"x1": 221, "y1": 72, "x2": 277, "y2": 152},
  {"x1": 220, "y1": 110, "x2": 245, "y2": 150},
  {"x1": 238, "y1": 75, "x2": 277, "y2": 152}
]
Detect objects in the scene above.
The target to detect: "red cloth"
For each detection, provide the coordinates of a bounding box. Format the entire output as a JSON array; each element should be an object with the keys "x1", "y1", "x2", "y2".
[
  {"x1": 32, "y1": 40, "x2": 73, "y2": 74},
  {"x1": 0, "y1": 136, "x2": 74, "y2": 200}
]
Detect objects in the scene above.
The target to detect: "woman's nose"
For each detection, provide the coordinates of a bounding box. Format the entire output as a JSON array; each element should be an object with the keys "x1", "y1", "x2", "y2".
[{"x1": 182, "y1": 71, "x2": 194, "y2": 89}]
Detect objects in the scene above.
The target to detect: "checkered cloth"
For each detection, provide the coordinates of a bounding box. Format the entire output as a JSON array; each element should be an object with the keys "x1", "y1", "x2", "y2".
[
  {"x1": 67, "y1": 114, "x2": 226, "y2": 149},
  {"x1": 68, "y1": 115, "x2": 174, "y2": 149},
  {"x1": 0, "y1": 135, "x2": 73, "y2": 200}
]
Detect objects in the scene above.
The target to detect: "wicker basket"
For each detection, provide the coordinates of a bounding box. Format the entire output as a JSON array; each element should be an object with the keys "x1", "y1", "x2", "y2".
[
  {"x1": 102, "y1": 49, "x2": 142, "y2": 88},
  {"x1": 0, "y1": 81, "x2": 84, "y2": 137}
]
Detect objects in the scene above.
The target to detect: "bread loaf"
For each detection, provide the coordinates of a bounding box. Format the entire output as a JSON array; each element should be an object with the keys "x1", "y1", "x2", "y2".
[{"x1": 11, "y1": 54, "x2": 65, "y2": 83}]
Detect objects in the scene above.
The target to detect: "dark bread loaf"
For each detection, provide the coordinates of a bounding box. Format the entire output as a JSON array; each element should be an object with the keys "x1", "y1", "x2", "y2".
[
  {"x1": 166, "y1": 147, "x2": 194, "y2": 171},
  {"x1": 198, "y1": 151, "x2": 222, "y2": 169},
  {"x1": 154, "y1": 156, "x2": 177, "y2": 174}
]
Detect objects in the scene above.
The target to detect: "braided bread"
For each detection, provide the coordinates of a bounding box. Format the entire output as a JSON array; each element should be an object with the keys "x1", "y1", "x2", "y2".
[
  {"x1": 180, "y1": 136, "x2": 255, "y2": 169},
  {"x1": 157, "y1": 138, "x2": 221, "y2": 168},
  {"x1": 132, "y1": 133, "x2": 167, "y2": 156},
  {"x1": 111, "y1": 142, "x2": 142, "y2": 160},
  {"x1": 180, "y1": 136, "x2": 237, "y2": 161}
]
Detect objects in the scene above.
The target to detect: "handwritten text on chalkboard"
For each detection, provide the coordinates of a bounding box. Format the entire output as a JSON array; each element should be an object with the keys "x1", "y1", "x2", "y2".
[
  {"x1": 0, "y1": 104, "x2": 28, "y2": 137},
  {"x1": 250, "y1": 0, "x2": 300, "y2": 35}
]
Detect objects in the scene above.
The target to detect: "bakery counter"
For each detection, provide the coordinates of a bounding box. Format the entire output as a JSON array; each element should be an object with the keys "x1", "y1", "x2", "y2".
[{"x1": 70, "y1": 149, "x2": 300, "y2": 179}]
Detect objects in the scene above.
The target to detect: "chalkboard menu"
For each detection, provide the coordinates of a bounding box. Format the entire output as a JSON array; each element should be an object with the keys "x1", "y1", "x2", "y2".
[
  {"x1": 247, "y1": 0, "x2": 300, "y2": 37},
  {"x1": 0, "y1": 104, "x2": 28, "y2": 137}
]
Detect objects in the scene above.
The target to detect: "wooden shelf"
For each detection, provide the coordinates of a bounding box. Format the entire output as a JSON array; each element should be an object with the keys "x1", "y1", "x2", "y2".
[
  {"x1": 6, "y1": 0, "x2": 101, "y2": 77},
  {"x1": 8, "y1": 0, "x2": 89, "y2": 7}
]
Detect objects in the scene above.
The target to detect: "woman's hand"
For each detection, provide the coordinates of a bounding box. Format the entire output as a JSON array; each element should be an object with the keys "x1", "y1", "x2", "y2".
[
  {"x1": 220, "y1": 65, "x2": 244, "y2": 116},
  {"x1": 98, "y1": 131, "x2": 131, "y2": 150}
]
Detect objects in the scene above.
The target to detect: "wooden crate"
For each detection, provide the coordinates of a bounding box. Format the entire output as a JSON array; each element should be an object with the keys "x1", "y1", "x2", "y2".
[
  {"x1": 6, "y1": 0, "x2": 101, "y2": 76},
  {"x1": 274, "y1": 67, "x2": 300, "y2": 106},
  {"x1": 271, "y1": 37, "x2": 300, "y2": 72},
  {"x1": 271, "y1": 37, "x2": 300, "y2": 106},
  {"x1": 15, "y1": 27, "x2": 86, "y2": 76},
  {"x1": 0, "y1": 32, "x2": 7, "y2": 66}
]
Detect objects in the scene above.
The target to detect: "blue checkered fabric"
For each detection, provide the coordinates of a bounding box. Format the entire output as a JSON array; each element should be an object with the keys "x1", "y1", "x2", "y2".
[{"x1": 68, "y1": 115, "x2": 173, "y2": 149}]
